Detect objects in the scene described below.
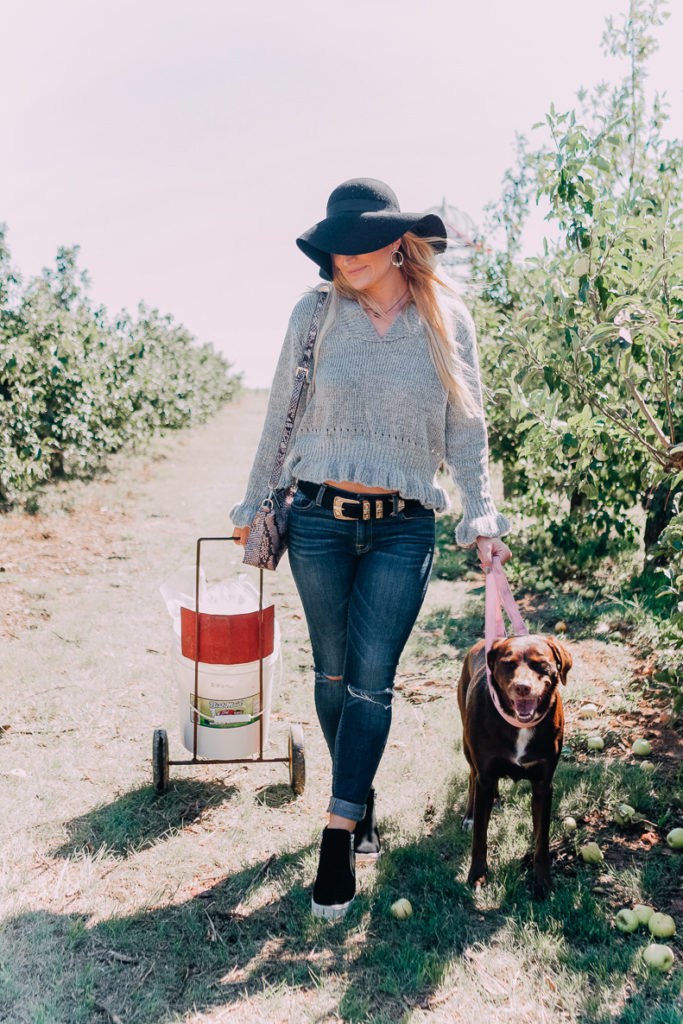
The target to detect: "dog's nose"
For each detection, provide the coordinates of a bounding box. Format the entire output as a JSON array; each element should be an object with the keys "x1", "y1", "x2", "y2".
[{"x1": 514, "y1": 682, "x2": 532, "y2": 697}]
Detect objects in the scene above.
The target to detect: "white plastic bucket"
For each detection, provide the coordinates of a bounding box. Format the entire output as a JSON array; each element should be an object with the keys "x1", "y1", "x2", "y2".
[{"x1": 172, "y1": 622, "x2": 280, "y2": 759}]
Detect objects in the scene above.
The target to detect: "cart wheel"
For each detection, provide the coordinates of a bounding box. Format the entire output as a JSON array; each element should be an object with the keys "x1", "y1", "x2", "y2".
[
  {"x1": 153, "y1": 729, "x2": 169, "y2": 794},
  {"x1": 288, "y1": 723, "x2": 305, "y2": 795}
]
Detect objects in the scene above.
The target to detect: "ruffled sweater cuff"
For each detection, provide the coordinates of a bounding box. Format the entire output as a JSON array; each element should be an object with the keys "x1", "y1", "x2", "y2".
[
  {"x1": 455, "y1": 502, "x2": 512, "y2": 548},
  {"x1": 230, "y1": 500, "x2": 260, "y2": 528}
]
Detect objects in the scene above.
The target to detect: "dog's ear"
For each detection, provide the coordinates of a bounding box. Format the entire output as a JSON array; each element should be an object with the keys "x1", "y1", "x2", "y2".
[
  {"x1": 487, "y1": 638, "x2": 508, "y2": 675},
  {"x1": 545, "y1": 637, "x2": 573, "y2": 685}
]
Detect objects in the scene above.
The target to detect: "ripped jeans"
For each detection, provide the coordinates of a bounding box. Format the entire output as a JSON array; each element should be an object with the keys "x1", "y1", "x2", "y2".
[{"x1": 288, "y1": 485, "x2": 435, "y2": 821}]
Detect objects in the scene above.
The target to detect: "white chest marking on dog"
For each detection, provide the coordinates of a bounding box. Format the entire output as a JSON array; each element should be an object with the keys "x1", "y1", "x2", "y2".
[{"x1": 514, "y1": 728, "x2": 535, "y2": 764}]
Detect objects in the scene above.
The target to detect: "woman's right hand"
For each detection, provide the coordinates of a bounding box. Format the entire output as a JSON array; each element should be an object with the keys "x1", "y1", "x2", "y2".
[{"x1": 233, "y1": 527, "x2": 250, "y2": 546}]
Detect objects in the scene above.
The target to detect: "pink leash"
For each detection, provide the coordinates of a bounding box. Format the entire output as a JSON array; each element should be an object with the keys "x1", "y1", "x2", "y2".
[{"x1": 485, "y1": 556, "x2": 550, "y2": 729}]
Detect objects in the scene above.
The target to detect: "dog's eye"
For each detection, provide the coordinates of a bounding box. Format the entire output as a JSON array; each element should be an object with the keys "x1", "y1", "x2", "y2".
[{"x1": 530, "y1": 661, "x2": 552, "y2": 675}]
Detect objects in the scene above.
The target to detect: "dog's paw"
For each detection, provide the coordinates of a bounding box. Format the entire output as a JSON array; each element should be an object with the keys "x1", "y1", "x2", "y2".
[
  {"x1": 467, "y1": 864, "x2": 487, "y2": 888},
  {"x1": 461, "y1": 816, "x2": 473, "y2": 832}
]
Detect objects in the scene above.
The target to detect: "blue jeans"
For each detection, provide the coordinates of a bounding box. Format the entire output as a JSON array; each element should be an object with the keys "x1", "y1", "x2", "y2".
[{"x1": 288, "y1": 485, "x2": 435, "y2": 821}]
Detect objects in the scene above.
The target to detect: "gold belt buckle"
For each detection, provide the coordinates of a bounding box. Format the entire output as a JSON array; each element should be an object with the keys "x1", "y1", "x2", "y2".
[{"x1": 333, "y1": 495, "x2": 358, "y2": 520}]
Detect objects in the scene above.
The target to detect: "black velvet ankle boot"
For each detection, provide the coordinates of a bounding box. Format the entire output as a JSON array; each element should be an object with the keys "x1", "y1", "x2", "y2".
[
  {"x1": 311, "y1": 827, "x2": 356, "y2": 920},
  {"x1": 353, "y1": 788, "x2": 381, "y2": 861}
]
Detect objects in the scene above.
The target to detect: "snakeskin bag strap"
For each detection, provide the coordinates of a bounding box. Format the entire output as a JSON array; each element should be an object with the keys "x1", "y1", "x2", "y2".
[{"x1": 243, "y1": 289, "x2": 328, "y2": 570}]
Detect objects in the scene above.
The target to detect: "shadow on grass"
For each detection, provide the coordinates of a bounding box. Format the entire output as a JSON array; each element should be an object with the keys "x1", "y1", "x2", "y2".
[
  {"x1": 7, "y1": 770, "x2": 681, "y2": 1023},
  {"x1": 430, "y1": 514, "x2": 479, "y2": 582},
  {"x1": 51, "y1": 779, "x2": 237, "y2": 859},
  {"x1": 419, "y1": 600, "x2": 484, "y2": 658},
  {"x1": 421, "y1": 584, "x2": 641, "y2": 651},
  {"x1": 254, "y1": 782, "x2": 298, "y2": 808},
  {"x1": 2, "y1": 803, "x2": 492, "y2": 1024}
]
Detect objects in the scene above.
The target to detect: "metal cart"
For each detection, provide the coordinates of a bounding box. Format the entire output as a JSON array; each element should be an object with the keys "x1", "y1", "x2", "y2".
[{"x1": 152, "y1": 536, "x2": 305, "y2": 795}]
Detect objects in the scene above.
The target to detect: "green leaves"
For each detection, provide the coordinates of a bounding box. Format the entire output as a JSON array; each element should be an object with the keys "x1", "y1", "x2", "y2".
[
  {"x1": 471, "y1": 0, "x2": 682, "y2": 583},
  {"x1": 0, "y1": 247, "x2": 242, "y2": 505}
]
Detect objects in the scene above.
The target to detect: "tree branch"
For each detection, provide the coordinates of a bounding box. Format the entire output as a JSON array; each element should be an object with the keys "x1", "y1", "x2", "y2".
[
  {"x1": 622, "y1": 374, "x2": 670, "y2": 446},
  {"x1": 512, "y1": 331, "x2": 669, "y2": 466}
]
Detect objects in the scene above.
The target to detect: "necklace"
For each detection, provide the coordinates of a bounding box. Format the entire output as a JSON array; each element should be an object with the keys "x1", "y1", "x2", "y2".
[{"x1": 363, "y1": 289, "x2": 409, "y2": 319}]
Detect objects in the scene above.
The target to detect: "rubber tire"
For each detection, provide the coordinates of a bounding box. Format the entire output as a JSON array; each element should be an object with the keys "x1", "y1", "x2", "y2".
[
  {"x1": 153, "y1": 728, "x2": 170, "y2": 794},
  {"x1": 289, "y1": 723, "x2": 305, "y2": 795}
]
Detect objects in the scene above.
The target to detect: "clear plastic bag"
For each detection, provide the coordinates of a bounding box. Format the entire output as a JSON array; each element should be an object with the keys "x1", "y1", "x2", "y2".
[{"x1": 159, "y1": 568, "x2": 261, "y2": 636}]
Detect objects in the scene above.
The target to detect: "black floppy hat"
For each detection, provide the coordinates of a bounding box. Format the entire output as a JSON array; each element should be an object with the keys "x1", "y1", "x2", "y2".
[{"x1": 296, "y1": 178, "x2": 447, "y2": 280}]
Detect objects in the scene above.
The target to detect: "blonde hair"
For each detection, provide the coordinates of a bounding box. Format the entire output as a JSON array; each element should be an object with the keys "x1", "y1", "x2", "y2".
[{"x1": 310, "y1": 231, "x2": 478, "y2": 415}]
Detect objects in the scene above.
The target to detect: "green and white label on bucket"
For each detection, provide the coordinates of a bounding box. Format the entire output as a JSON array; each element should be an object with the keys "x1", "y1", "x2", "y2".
[{"x1": 190, "y1": 693, "x2": 261, "y2": 728}]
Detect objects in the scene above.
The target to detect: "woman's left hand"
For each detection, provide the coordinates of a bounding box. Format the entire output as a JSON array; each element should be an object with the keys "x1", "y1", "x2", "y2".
[{"x1": 476, "y1": 536, "x2": 512, "y2": 570}]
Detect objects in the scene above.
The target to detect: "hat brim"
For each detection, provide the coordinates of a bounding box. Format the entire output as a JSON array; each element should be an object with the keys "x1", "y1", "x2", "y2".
[{"x1": 296, "y1": 212, "x2": 447, "y2": 281}]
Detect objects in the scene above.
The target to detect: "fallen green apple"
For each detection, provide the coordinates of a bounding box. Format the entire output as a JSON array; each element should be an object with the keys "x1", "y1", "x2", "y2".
[
  {"x1": 666, "y1": 827, "x2": 683, "y2": 849},
  {"x1": 563, "y1": 816, "x2": 577, "y2": 831},
  {"x1": 633, "y1": 904, "x2": 654, "y2": 925},
  {"x1": 615, "y1": 909, "x2": 639, "y2": 933},
  {"x1": 613, "y1": 804, "x2": 636, "y2": 825},
  {"x1": 555, "y1": 620, "x2": 567, "y2": 633},
  {"x1": 579, "y1": 703, "x2": 598, "y2": 719},
  {"x1": 639, "y1": 760, "x2": 655, "y2": 773},
  {"x1": 632, "y1": 738, "x2": 652, "y2": 756},
  {"x1": 390, "y1": 898, "x2": 413, "y2": 920},
  {"x1": 581, "y1": 842, "x2": 604, "y2": 864},
  {"x1": 643, "y1": 943, "x2": 674, "y2": 972},
  {"x1": 587, "y1": 736, "x2": 604, "y2": 751},
  {"x1": 648, "y1": 912, "x2": 676, "y2": 938}
]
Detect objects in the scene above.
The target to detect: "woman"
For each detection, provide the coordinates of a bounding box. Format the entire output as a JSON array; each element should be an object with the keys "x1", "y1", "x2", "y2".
[{"x1": 231, "y1": 178, "x2": 511, "y2": 919}]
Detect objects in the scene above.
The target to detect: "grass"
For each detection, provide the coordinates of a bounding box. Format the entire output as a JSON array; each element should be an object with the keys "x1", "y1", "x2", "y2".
[{"x1": 0, "y1": 392, "x2": 681, "y2": 1023}]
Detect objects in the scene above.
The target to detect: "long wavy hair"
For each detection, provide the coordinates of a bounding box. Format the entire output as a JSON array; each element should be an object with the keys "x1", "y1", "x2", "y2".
[{"x1": 310, "y1": 231, "x2": 478, "y2": 415}]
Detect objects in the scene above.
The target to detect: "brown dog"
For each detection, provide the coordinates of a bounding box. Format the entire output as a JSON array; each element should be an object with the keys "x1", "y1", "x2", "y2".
[{"x1": 457, "y1": 634, "x2": 572, "y2": 898}]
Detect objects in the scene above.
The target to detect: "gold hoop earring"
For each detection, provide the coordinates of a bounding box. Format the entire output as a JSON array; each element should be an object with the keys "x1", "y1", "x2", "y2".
[{"x1": 390, "y1": 249, "x2": 404, "y2": 268}]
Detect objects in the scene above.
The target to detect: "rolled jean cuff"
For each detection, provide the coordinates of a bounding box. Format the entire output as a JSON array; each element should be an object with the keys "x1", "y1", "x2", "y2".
[{"x1": 327, "y1": 795, "x2": 366, "y2": 822}]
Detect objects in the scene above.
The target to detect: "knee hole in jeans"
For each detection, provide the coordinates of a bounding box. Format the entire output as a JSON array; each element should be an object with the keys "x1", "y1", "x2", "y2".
[{"x1": 346, "y1": 684, "x2": 393, "y2": 710}]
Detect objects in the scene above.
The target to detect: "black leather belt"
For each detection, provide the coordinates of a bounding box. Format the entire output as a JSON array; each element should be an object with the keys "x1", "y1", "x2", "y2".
[{"x1": 298, "y1": 480, "x2": 422, "y2": 521}]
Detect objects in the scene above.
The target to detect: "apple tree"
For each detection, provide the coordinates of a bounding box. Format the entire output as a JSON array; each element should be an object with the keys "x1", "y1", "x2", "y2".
[{"x1": 472, "y1": 0, "x2": 682, "y2": 579}]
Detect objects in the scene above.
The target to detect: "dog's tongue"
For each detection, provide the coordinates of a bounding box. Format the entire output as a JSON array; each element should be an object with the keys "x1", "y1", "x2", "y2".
[{"x1": 514, "y1": 698, "x2": 539, "y2": 720}]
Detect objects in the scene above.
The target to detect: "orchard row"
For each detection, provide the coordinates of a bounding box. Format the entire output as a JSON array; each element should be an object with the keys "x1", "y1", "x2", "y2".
[{"x1": 0, "y1": 241, "x2": 241, "y2": 505}]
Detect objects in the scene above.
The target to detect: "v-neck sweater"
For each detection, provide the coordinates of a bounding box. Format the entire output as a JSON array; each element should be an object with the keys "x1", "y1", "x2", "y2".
[{"x1": 230, "y1": 288, "x2": 510, "y2": 547}]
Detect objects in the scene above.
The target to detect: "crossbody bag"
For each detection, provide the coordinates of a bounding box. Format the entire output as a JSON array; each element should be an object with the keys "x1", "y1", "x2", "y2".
[{"x1": 242, "y1": 289, "x2": 328, "y2": 570}]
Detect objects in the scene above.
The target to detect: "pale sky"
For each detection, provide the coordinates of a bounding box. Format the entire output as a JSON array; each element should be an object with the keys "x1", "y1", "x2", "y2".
[{"x1": 4, "y1": 0, "x2": 681, "y2": 386}]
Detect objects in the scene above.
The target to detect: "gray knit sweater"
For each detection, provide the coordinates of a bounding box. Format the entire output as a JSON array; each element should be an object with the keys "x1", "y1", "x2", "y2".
[{"x1": 230, "y1": 288, "x2": 510, "y2": 547}]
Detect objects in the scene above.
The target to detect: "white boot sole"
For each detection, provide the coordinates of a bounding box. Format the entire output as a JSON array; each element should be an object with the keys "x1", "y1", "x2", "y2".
[
  {"x1": 311, "y1": 896, "x2": 354, "y2": 920},
  {"x1": 355, "y1": 849, "x2": 381, "y2": 864}
]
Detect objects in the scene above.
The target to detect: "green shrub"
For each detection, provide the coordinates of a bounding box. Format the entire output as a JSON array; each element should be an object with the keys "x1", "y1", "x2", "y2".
[{"x1": 0, "y1": 241, "x2": 241, "y2": 504}]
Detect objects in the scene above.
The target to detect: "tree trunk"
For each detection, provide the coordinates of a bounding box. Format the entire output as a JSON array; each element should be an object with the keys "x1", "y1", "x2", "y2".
[{"x1": 643, "y1": 480, "x2": 681, "y2": 568}]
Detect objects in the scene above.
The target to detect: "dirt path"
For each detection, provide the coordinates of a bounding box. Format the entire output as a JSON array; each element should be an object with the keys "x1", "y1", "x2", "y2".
[
  {"x1": 0, "y1": 389, "x2": 478, "y2": 845},
  {"x1": 1, "y1": 392, "x2": 680, "y2": 1024}
]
